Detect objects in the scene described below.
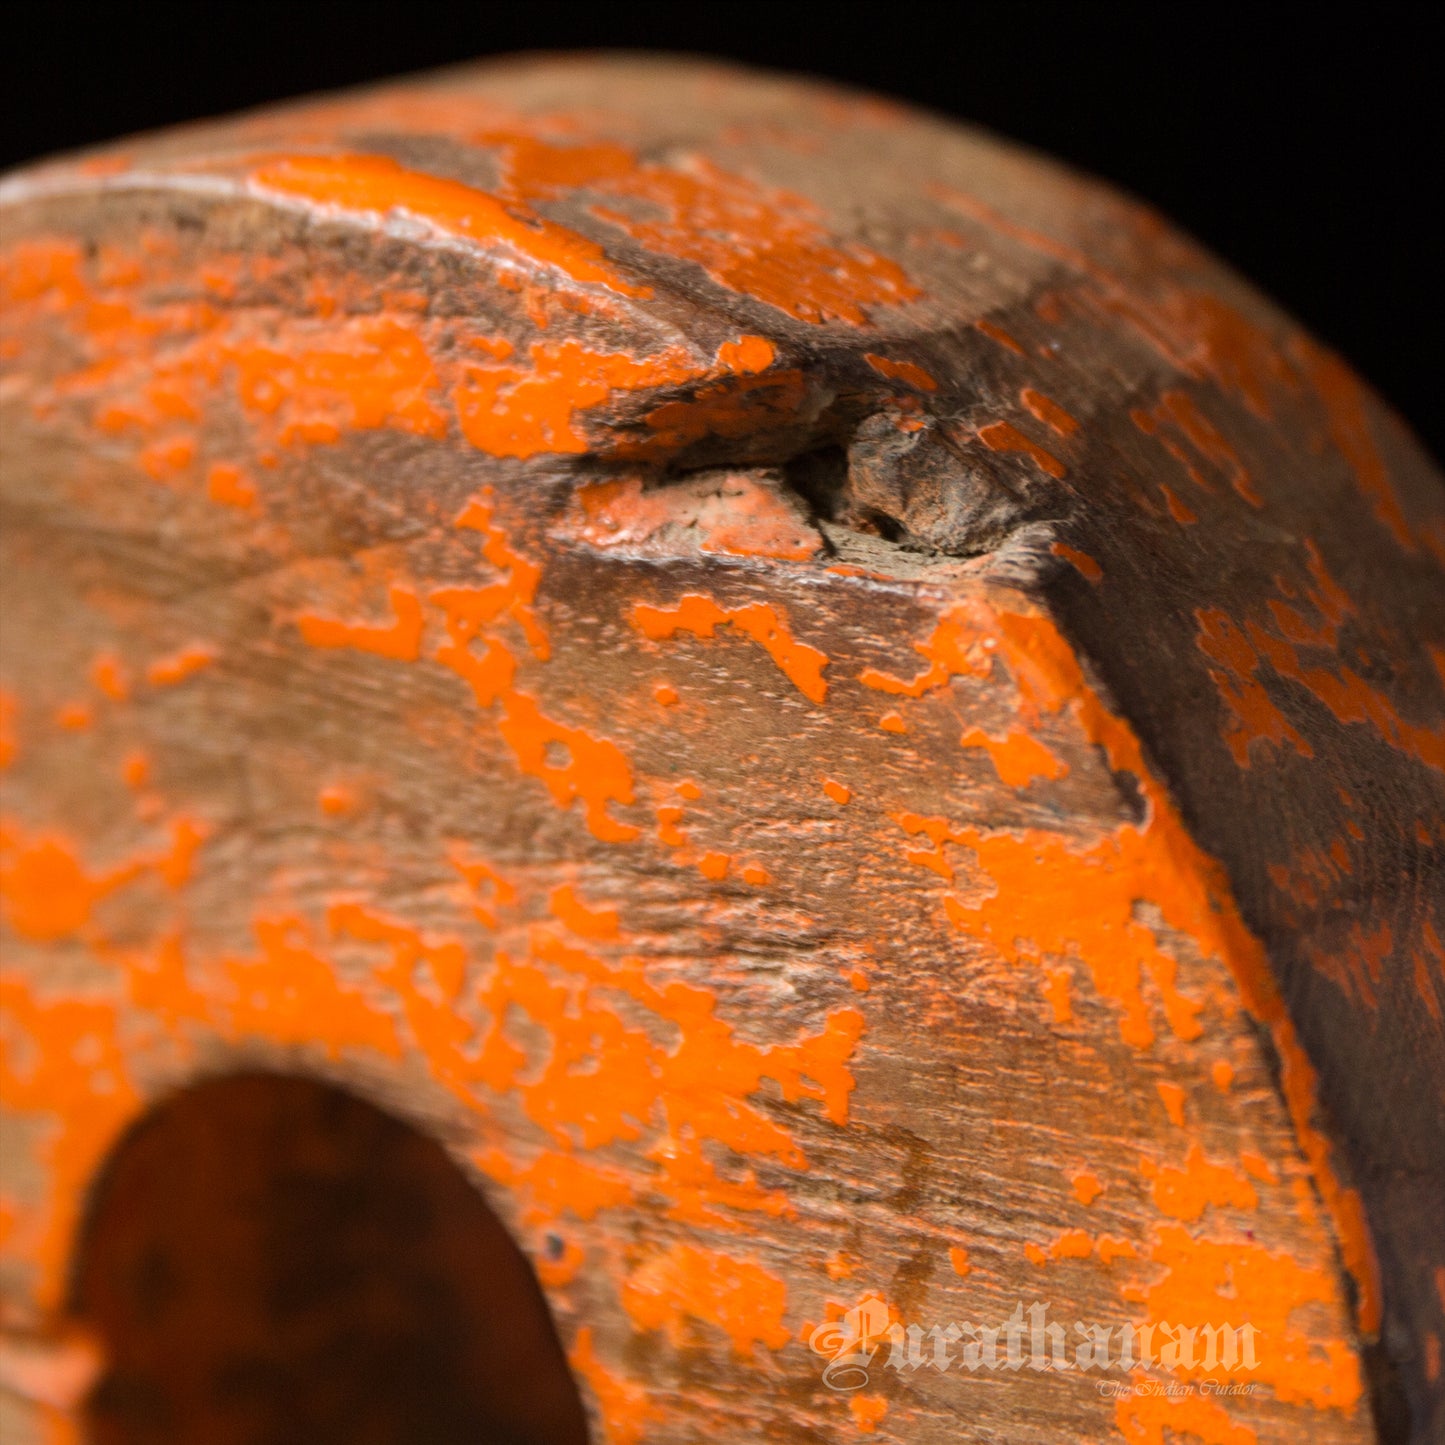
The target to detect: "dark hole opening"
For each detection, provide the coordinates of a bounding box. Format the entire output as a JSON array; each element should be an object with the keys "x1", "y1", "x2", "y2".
[
  {"x1": 780, "y1": 444, "x2": 852, "y2": 527},
  {"x1": 68, "y1": 1072, "x2": 591, "y2": 1445}
]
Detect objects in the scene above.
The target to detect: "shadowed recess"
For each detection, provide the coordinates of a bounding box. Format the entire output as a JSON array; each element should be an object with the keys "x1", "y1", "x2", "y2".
[{"x1": 67, "y1": 1073, "x2": 591, "y2": 1445}]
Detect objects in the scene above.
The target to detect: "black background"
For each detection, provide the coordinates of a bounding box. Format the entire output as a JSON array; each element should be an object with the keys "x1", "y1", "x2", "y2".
[{"x1": 3, "y1": 2, "x2": 1439, "y2": 461}]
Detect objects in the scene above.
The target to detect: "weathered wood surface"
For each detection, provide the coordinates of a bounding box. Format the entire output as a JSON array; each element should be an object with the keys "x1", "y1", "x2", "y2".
[{"x1": 0, "y1": 53, "x2": 1442, "y2": 1445}]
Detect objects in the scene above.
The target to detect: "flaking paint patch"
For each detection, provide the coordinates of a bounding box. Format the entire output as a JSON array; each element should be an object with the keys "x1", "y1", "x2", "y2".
[
  {"x1": 0, "y1": 828, "x2": 865, "y2": 1290},
  {"x1": 251, "y1": 152, "x2": 652, "y2": 298},
  {"x1": 0, "y1": 692, "x2": 19, "y2": 769},
  {"x1": 0, "y1": 444, "x2": 870, "y2": 1445},
  {"x1": 957, "y1": 726, "x2": 1068, "y2": 786},
  {"x1": 619, "y1": 1241, "x2": 790, "y2": 1357},
  {"x1": 0, "y1": 235, "x2": 803, "y2": 475},
  {"x1": 569, "y1": 1327, "x2": 653, "y2": 1445},
  {"x1": 1133, "y1": 390, "x2": 1260, "y2": 509},
  {"x1": 978, "y1": 419, "x2": 1066, "y2": 479},
  {"x1": 560, "y1": 472, "x2": 821, "y2": 562},
  {"x1": 296, "y1": 492, "x2": 640, "y2": 842},
  {"x1": 631, "y1": 594, "x2": 829, "y2": 703},
  {"x1": 1195, "y1": 544, "x2": 1445, "y2": 774},
  {"x1": 874, "y1": 594, "x2": 1381, "y2": 1337},
  {"x1": 476, "y1": 130, "x2": 921, "y2": 325}
]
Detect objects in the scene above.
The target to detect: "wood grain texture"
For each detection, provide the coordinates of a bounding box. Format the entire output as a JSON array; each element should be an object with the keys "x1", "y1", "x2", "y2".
[{"x1": 1, "y1": 53, "x2": 1441, "y2": 1445}]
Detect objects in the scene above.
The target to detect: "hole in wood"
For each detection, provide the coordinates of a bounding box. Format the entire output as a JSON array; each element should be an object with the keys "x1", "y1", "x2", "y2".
[{"x1": 67, "y1": 1072, "x2": 590, "y2": 1445}]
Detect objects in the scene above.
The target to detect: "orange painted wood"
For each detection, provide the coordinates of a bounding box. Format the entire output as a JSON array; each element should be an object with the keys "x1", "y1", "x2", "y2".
[{"x1": 1, "y1": 54, "x2": 1442, "y2": 1445}]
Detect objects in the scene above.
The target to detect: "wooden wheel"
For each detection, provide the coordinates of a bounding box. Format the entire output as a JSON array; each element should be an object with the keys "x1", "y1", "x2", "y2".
[{"x1": 2, "y1": 53, "x2": 1441, "y2": 1445}]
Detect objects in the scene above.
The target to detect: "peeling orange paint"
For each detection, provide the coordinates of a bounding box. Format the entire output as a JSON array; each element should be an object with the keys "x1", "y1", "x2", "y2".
[
  {"x1": 864, "y1": 352, "x2": 937, "y2": 391},
  {"x1": 697, "y1": 851, "x2": 731, "y2": 881},
  {"x1": 297, "y1": 585, "x2": 425, "y2": 662},
  {"x1": 958, "y1": 725, "x2": 1068, "y2": 786},
  {"x1": 1294, "y1": 336, "x2": 1415, "y2": 551},
  {"x1": 1157, "y1": 1082, "x2": 1187, "y2": 1127},
  {"x1": 562, "y1": 471, "x2": 820, "y2": 561},
  {"x1": 848, "y1": 1393, "x2": 888, "y2": 1431},
  {"x1": 454, "y1": 337, "x2": 698, "y2": 459},
  {"x1": 317, "y1": 783, "x2": 358, "y2": 817},
  {"x1": 88, "y1": 655, "x2": 128, "y2": 702},
  {"x1": 859, "y1": 611, "x2": 993, "y2": 699},
  {"x1": 550, "y1": 884, "x2": 620, "y2": 941},
  {"x1": 1134, "y1": 390, "x2": 1260, "y2": 508},
  {"x1": 978, "y1": 419, "x2": 1067, "y2": 479},
  {"x1": 1196, "y1": 546, "x2": 1445, "y2": 773},
  {"x1": 251, "y1": 152, "x2": 650, "y2": 298},
  {"x1": 620, "y1": 1242, "x2": 789, "y2": 1357},
  {"x1": 144, "y1": 643, "x2": 218, "y2": 687},
  {"x1": 569, "y1": 1327, "x2": 653, "y2": 1445},
  {"x1": 1043, "y1": 965, "x2": 1073, "y2": 1023},
  {"x1": 0, "y1": 826, "x2": 145, "y2": 941},
  {"x1": 225, "y1": 916, "x2": 405, "y2": 1060},
  {"x1": 0, "y1": 977, "x2": 138, "y2": 1306},
  {"x1": 1194, "y1": 608, "x2": 1311, "y2": 767},
  {"x1": 205, "y1": 461, "x2": 257, "y2": 509},
  {"x1": 0, "y1": 232, "x2": 812, "y2": 479},
  {"x1": 632, "y1": 594, "x2": 829, "y2": 703},
  {"x1": 1144, "y1": 1143, "x2": 1258, "y2": 1221},
  {"x1": 0, "y1": 693, "x2": 17, "y2": 769},
  {"x1": 1050, "y1": 541, "x2": 1103, "y2": 583},
  {"x1": 1128, "y1": 1225, "x2": 1363, "y2": 1412},
  {"x1": 54, "y1": 704, "x2": 91, "y2": 733},
  {"x1": 928, "y1": 814, "x2": 1206, "y2": 1049},
  {"x1": 1117, "y1": 1391, "x2": 1256, "y2": 1445},
  {"x1": 878, "y1": 595, "x2": 1380, "y2": 1329},
  {"x1": 1021, "y1": 387, "x2": 1078, "y2": 436},
  {"x1": 974, "y1": 318, "x2": 1026, "y2": 355}
]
